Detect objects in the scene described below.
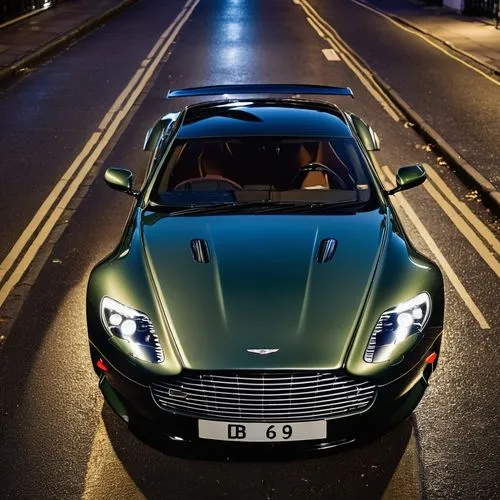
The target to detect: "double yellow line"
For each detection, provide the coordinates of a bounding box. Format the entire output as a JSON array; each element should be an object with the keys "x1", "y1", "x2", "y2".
[
  {"x1": 294, "y1": 0, "x2": 403, "y2": 122},
  {"x1": 0, "y1": 0, "x2": 200, "y2": 309},
  {"x1": 295, "y1": 0, "x2": 499, "y2": 328}
]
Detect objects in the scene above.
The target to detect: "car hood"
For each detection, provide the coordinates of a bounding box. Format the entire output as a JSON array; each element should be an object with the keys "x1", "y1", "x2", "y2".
[{"x1": 141, "y1": 210, "x2": 386, "y2": 370}]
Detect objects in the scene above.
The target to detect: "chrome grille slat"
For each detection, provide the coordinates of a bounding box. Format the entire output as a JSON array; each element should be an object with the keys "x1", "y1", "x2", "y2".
[
  {"x1": 151, "y1": 371, "x2": 376, "y2": 422},
  {"x1": 154, "y1": 407, "x2": 369, "y2": 420},
  {"x1": 181, "y1": 374, "x2": 350, "y2": 383},
  {"x1": 163, "y1": 378, "x2": 362, "y2": 390},
  {"x1": 155, "y1": 396, "x2": 373, "y2": 412},
  {"x1": 152, "y1": 385, "x2": 374, "y2": 401}
]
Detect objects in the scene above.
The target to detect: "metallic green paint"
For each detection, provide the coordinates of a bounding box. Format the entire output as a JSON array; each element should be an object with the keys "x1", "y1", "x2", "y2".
[
  {"x1": 104, "y1": 167, "x2": 135, "y2": 195},
  {"x1": 389, "y1": 164, "x2": 427, "y2": 195},
  {"x1": 87, "y1": 96, "x2": 444, "y2": 440},
  {"x1": 347, "y1": 113, "x2": 380, "y2": 151},
  {"x1": 87, "y1": 204, "x2": 443, "y2": 380},
  {"x1": 141, "y1": 210, "x2": 385, "y2": 370}
]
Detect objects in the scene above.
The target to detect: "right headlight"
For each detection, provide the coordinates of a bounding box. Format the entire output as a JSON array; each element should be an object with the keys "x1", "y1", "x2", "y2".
[
  {"x1": 364, "y1": 292, "x2": 431, "y2": 363},
  {"x1": 100, "y1": 297, "x2": 164, "y2": 363}
]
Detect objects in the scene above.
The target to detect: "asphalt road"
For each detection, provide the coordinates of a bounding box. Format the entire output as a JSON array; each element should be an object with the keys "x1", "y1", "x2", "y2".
[
  {"x1": 308, "y1": 0, "x2": 500, "y2": 189},
  {"x1": 0, "y1": 0, "x2": 499, "y2": 499}
]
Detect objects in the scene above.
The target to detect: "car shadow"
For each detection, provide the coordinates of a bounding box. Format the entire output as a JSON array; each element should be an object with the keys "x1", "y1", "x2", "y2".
[{"x1": 102, "y1": 404, "x2": 415, "y2": 500}]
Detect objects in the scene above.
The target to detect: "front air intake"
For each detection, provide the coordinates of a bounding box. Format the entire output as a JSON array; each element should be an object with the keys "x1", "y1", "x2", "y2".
[
  {"x1": 151, "y1": 371, "x2": 376, "y2": 421},
  {"x1": 317, "y1": 238, "x2": 337, "y2": 263},
  {"x1": 190, "y1": 239, "x2": 210, "y2": 263}
]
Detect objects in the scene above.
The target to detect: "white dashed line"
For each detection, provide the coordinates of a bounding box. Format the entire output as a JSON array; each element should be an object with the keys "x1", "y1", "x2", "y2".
[{"x1": 322, "y1": 48, "x2": 340, "y2": 61}]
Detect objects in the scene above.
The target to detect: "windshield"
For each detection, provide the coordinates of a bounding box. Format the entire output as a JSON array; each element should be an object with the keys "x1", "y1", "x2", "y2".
[{"x1": 150, "y1": 137, "x2": 377, "y2": 213}]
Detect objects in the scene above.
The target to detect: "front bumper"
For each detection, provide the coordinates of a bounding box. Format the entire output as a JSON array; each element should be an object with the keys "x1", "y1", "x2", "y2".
[{"x1": 90, "y1": 337, "x2": 440, "y2": 453}]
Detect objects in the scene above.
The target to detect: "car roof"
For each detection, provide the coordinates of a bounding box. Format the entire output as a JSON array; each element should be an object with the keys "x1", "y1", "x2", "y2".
[{"x1": 176, "y1": 99, "x2": 353, "y2": 139}]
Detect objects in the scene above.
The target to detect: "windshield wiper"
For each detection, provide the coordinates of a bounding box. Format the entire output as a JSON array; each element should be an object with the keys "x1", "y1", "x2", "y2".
[
  {"x1": 250, "y1": 199, "x2": 364, "y2": 214},
  {"x1": 149, "y1": 199, "x2": 364, "y2": 216},
  {"x1": 161, "y1": 200, "x2": 303, "y2": 216}
]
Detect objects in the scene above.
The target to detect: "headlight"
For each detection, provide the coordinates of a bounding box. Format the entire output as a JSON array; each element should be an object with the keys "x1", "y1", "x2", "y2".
[
  {"x1": 100, "y1": 297, "x2": 164, "y2": 363},
  {"x1": 364, "y1": 292, "x2": 431, "y2": 363}
]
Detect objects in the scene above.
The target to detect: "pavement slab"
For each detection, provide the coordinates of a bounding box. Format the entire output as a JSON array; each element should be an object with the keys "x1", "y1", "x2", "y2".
[{"x1": 0, "y1": 0, "x2": 135, "y2": 72}]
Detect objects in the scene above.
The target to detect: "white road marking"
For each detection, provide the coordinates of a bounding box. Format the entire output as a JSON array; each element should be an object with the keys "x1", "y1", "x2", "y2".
[
  {"x1": 0, "y1": 0, "x2": 200, "y2": 308},
  {"x1": 298, "y1": 1, "x2": 403, "y2": 122},
  {"x1": 379, "y1": 165, "x2": 490, "y2": 329},
  {"x1": 424, "y1": 164, "x2": 500, "y2": 256},
  {"x1": 322, "y1": 48, "x2": 340, "y2": 61},
  {"x1": 348, "y1": 0, "x2": 500, "y2": 88}
]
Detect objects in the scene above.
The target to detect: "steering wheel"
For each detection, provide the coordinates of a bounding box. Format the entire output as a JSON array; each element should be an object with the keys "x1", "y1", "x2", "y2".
[
  {"x1": 174, "y1": 175, "x2": 242, "y2": 191},
  {"x1": 292, "y1": 162, "x2": 353, "y2": 190}
]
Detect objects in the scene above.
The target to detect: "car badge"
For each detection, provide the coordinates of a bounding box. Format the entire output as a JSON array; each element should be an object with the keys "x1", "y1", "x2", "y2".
[{"x1": 246, "y1": 349, "x2": 279, "y2": 355}]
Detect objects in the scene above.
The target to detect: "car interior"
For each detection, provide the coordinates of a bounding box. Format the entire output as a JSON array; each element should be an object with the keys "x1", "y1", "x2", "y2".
[{"x1": 158, "y1": 138, "x2": 360, "y2": 194}]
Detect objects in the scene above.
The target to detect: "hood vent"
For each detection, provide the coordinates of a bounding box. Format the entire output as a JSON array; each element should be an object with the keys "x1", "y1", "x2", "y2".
[
  {"x1": 191, "y1": 239, "x2": 210, "y2": 263},
  {"x1": 317, "y1": 238, "x2": 337, "y2": 263}
]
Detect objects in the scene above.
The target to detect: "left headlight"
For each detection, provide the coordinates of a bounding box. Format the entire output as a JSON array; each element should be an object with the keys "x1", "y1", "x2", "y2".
[
  {"x1": 100, "y1": 297, "x2": 164, "y2": 363},
  {"x1": 364, "y1": 292, "x2": 431, "y2": 363}
]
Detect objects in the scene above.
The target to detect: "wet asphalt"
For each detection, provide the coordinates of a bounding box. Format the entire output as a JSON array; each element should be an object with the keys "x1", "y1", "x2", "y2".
[
  {"x1": 0, "y1": 0, "x2": 499, "y2": 498},
  {"x1": 309, "y1": 0, "x2": 500, "y2": 189}
]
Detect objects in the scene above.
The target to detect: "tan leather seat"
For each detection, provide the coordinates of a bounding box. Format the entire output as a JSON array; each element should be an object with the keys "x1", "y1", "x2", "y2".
[
  {"x1": 301, "y1": 171, "x2": 329, "y2": 189},
  {"x1": 299, "y1": 143, "x2": 330, "y2": 189},
  {"x1": 315, "y1": 141, "x2": 352, "y2": 183},
  {"x1": 198, "y1": 143, "x2": 227, "y2": 177}
]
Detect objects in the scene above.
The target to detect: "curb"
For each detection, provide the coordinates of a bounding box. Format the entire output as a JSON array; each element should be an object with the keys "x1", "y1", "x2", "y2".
[
  {"x1": 387, "y1": 12, "x2": 500, "y2": 76},
  {"x1": 373, "y1": 74, "x2": 500, "y2": 213},
  {"x1": 360, "y1": 0, "x2": 500, "y2": 75},
  {"x1": 0, "y1": 4, "x2": 54, "y2": 31},
  {"x1": 354, "y1": 1, "x2": 500, "y2": 214},
  {"x1": 0, "y1": 0, "x2": 138, "y2": 83}
]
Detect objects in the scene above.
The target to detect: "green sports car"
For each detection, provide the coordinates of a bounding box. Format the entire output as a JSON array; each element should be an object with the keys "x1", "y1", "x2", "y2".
[{"x1": 87, "y1": 84, "x2": 444, "y2": 451}]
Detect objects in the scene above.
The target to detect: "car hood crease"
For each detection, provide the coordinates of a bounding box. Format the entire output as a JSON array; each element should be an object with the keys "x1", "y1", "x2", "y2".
[{"x1": 141, "y1": 211, "x2": 387, "y2": 370}]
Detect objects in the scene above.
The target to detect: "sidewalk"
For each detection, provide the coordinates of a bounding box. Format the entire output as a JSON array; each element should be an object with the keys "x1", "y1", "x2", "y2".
[
  {"x1": 0, "y1": 0, "x2": 136, "y2": 82},
  {"x1": 365, "y1": 0, "x2": 500, "y2": 74}
]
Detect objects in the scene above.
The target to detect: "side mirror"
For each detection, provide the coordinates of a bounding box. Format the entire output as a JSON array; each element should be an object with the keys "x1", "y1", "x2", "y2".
[
  {"x1": 388, "y1": 164, "x2": 426, "y2": 195},
  {"x1": 104, "y1": 167, "x2": 138, "y2": 196},
  {"x1": 349, "y1": 114, "x2": 380, "y2": 151}
]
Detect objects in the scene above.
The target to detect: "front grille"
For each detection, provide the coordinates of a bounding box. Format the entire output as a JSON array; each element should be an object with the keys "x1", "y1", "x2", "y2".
[{"x1": 151, "y1": 371, "x2": 377, "y2": 421}]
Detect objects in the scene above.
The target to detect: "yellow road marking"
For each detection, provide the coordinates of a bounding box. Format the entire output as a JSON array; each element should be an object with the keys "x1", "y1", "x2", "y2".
[
  {"x1": 379, "y1": 164, "x2": 490, "y2": 329},
  {"x1": 0, "y1": 0, "x2": 200, "y2": 308},
  {"x1": 421, "y1": 171, "x2": 500, "y2": 278},
  {"x1": 424, "y1": 164, "x2": 500, "y2": 256},
  {"x1": 301, "y1": 4, "x2": 403, "y2": 122}
]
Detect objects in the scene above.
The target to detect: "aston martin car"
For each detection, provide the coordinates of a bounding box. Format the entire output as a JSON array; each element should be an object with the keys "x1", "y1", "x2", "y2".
[{"x1": 87, "y1": 84, "x2": 444, "y2": 451}]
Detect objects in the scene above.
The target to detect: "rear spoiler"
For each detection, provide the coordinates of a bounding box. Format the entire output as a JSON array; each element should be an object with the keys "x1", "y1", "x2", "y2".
[{"x1": 166, "y1": 84, "x2": 354, "y2": 99}]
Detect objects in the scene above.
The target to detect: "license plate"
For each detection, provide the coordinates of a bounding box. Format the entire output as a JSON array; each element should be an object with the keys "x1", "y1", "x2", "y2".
[{"x1": 198, "y1": 420, "x2": 327, "y2": 442}]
